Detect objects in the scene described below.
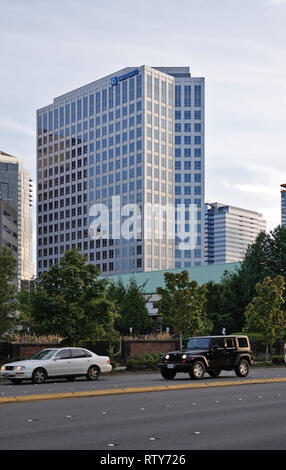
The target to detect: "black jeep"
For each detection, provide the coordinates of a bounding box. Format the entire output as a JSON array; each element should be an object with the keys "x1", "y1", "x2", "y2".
[{"x1": 158, "y1": 335, "x2": 254, "y2": 380}]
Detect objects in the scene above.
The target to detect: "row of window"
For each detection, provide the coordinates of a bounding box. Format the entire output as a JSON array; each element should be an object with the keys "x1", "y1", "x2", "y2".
[{"x1": 38, "y1": 76, "x2": 143, "y2": 132}]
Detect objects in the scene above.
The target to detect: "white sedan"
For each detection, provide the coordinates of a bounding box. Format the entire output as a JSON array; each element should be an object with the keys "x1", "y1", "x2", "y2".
[{"x1": 0, "y1": 347, "x2": 112, "y2": 384}]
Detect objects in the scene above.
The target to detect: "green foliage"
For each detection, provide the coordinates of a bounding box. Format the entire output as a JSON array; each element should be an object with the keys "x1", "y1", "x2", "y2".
[
  {"x1": 156, "y1": 270, "x2": 211, "y2": 347},
  {"x1": 244, "y1": 275, "x2": 286, "y2": 360},
  {"x1": 204, "y1": 227, "x2": 286, "y2": 334},
  {"x1": 126, "y1": 353, "x2": 161, "y2": 371},
  {"x1": 0, "y1": 246, "x2": 18, "y2": 337},
  {"x1": 272, "y1": 355, "x2": 285, "y2": 365},
  {"x1": 108, "y1": 277, "x2": 151, "y2": 335},
  {"x1": 18, "y1": 250, "x2": 117, "y2": 346}
]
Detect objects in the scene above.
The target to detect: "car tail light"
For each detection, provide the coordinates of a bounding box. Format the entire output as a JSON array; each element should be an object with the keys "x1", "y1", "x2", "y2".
[{"x1": 107, "y1": 359, "x2": 110, "y2": 363}]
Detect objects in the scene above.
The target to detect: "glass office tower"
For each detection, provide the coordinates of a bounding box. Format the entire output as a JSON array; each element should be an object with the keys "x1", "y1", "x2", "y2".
[
  {"x1": 0, "y1": 150, "x2": 33, "y2": 289},
  {"x1": 36, "y1": 66, "x2": 205, "y2": 275}
]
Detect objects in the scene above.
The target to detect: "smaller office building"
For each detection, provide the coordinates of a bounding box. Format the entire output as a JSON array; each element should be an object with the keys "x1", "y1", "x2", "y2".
[
  {"x1": 107, "y1": 262, "x2": 240, "y2": 317},
  {"x1": 204, "y1": 202, "x2": 266, "y2": 265}
]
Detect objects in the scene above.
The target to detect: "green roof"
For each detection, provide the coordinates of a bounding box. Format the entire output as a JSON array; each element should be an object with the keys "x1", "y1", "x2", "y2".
[{"x1": 105, "y1": 262, "x2": 240, "y2": 293}]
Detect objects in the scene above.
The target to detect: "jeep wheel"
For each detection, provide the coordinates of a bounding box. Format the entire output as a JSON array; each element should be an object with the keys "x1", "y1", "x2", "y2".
[
  {"x1": 235, "y1": 359, "x2": 249, "y2": 377},
  {"x1": 160, "y1": 369, "x2": 176, "y2": 380},
  {"x1": 208, "y1": 369, "x2": 221, "y2": 378},
  {"x1": 189, "y1": 361, "x2": 205, "y2": 380}
]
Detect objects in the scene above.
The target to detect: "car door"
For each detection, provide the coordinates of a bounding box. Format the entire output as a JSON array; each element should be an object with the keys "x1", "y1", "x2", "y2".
[
  {"x1": 70, "y1": 348, "x2": 92, "y2": 374},
  {"x1": 210, "y1": 338, "x2": 227, "y2": 369},
  {"x1": 50, "y1": 349, "x2": 73, "y2": 376},
  {"x1": 224, "y1": 337, "x2": 236, "y2": 367}
]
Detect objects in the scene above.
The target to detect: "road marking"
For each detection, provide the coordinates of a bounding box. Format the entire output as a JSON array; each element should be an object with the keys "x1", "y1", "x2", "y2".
[{"x1": 0, "y1": 377, "x2": 286, "y2": 404}]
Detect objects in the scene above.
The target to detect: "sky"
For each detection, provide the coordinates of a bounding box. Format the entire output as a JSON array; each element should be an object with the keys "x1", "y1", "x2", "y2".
[{"x1": 0, "y1": 0, "x2": 286, "y2": 233}]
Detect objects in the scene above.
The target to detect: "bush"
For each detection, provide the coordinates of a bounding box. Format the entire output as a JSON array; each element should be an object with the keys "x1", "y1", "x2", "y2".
[
  {"x1": 272, "y1": 355, "x2": 285, "y2": 365},
  {"x1": 126, "y1": 353, "x2": 161, "y2": 371}
]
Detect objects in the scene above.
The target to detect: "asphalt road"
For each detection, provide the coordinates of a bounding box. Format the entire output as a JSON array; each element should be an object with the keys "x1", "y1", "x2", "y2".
[
  {"x1": 0, "y1": 368, "x2": 286, "y2": 451},
  {"x1": 0, "y1": 366, "x2": 285, "y2": 397}
]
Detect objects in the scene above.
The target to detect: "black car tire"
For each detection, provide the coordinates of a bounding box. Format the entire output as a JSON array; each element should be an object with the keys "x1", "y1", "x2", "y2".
[
  {"x1": 87, "y1": 365, "x2": 100, "y2": 381},
  {"x1": 160, "y1": 369, "x2": 176, "y2": 380},
  {"x1": 189, "y1": 361, "x2": 205, "y2": 380},
  {"x1": 235, "y1": 359, "x2": 249, "y2": 377},
  {"x1": 32, "y1": 368, "x2": 47, "y2": 384},
  {"x1": 208, "y1": 369, "x2": 221, "y2": 378}
]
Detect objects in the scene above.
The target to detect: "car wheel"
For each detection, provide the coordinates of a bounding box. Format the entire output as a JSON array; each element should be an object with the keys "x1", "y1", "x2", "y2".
[
  {"x1": 235, "y1": 359, "x2": 249, "y2": 377},
  {"x1": 160, "y1": 369, "x2": 176, "y2": 380},
  {"x1": 208, "y1": 369, "x2": 221, "y2": 378},
  {"x1": 189, "y1": 361, "x2": 205, "y2": 380},
  {"x1": 87, "y1": 365, "x2": 100, "y2": 381},
  {"x1": 10, "y1": 379, "x2": 23, "y2": 385},
  {"x1": 32, "y1": 368, "x2": 47, "y2": 384}
]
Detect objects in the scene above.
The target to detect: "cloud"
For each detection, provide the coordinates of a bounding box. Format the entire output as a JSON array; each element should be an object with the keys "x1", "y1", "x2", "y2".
[
  {"x1": 268, "y1": 0, "x2": 286, "y2": 5},
  {"x1": 0, "y1": 117, "x2": 35, "y2": 137}
]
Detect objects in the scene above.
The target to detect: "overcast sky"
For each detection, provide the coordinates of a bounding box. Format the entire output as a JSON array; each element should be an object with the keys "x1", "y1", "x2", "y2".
[{"x1": 1, "y1": 0, "x2": 286, "y2": 231}]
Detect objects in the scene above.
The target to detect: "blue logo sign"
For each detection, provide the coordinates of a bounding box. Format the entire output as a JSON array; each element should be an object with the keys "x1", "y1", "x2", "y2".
[
  {"x1": 111, "y1": 69, "x2": 139, "y2": 86},
  {"x1": 111, "y1": 77, "x2": 118, "y2": 86}
]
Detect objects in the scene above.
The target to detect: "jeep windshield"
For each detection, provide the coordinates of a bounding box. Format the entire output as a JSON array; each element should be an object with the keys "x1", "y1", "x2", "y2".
[{"x1": 184, "y1": 338, "x2": 211, "y2": 350}]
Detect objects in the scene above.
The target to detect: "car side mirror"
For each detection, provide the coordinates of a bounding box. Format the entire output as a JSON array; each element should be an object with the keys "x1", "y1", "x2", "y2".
[{"x1": 211, "y1": 344, "x2": 218, "y2": 351}]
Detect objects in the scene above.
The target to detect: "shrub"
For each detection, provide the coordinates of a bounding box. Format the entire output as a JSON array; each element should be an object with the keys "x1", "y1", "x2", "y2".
[
  {"x1": 126, "y1": 353, "x2": 161, "y2": 371},
  {"x1": 272, "y1": 355, "x2": 285, "y2": 365}
]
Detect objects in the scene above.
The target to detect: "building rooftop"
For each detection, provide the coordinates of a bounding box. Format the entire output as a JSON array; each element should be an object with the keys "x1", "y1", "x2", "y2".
[{"x1": 105, "y1": 262, "x2": 240, "y2": 293}]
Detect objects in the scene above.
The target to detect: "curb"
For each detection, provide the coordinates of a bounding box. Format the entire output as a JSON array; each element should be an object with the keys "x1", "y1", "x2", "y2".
[{"x1": 0, "y1": 377, "x2": 286, "y2": 404}]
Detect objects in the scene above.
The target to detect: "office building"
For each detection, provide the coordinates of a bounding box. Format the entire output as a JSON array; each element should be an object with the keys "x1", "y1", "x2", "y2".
[
  {"x1": 281, "y1": 184, "x2": 286, "y2": 228},
  {"x1": 36, "y1": 66, "x2": 205, "y2": 275},
  {"x1": 205, "y1": 202, "x2": 266, "y2": 264},
  {"x1": 0, "y1": 150, "x2": 33, "y2": 289}
]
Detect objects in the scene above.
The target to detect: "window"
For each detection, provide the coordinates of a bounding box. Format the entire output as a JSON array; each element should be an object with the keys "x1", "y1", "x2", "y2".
[
  {"x1": 71, "y1": 348, "x2": 91, "y2": 358},
  {"x1": 184, "y1": 85, "x2": 191, "y2": 107},
  {"x1": 195, "y1": 85, "x2": 201, "y2": 107},
  {"x1": 175, "y1": 85, "x2": 181, "y2": 107},
  {"x1": 55, "y1": 349, "x2": 71, "y2": 359}
]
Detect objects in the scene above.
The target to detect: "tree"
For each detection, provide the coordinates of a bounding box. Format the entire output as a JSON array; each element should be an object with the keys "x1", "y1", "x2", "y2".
[
  {"x1": 155, "y1": 270, "x2": 211, "y2": 349},
  {"x1": 204, "y1": 281, "x2": 237, "y2": 335},
  {"x1": 18, "y1": 250, "x2": 116, "y2": 345},
  {"x1": 244, "y1": 276, "x2": 286, "y2": 361},
  {"x1": 0, "y1": 246, "x2": 17, "y2": 337},
  {"x1": 108, "y1": 277, "x2": 151, "y2": 335}
]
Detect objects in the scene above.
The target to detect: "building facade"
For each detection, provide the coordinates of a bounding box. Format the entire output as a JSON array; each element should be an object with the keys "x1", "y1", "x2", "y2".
[
  {"x1": 281, "y1": 184, "x2": 286, "y2": 228},
  {"x1": 36, "y1": 66, "x2": 205, "y2": 275},
  {"x1": 205, "y1": 202, "x2": 266, "y2": 264},
  {"x1": 0, "y1": 151, "x2": 33, "y2": 289}
]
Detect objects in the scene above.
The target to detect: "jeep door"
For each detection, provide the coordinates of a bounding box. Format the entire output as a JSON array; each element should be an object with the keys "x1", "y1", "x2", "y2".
[
  {"x1": 210, "y1": 338, "x2": 227, "y2": 368},
  {"x1": 224, "y1": 337, "x2": 237, "y2": 367}
]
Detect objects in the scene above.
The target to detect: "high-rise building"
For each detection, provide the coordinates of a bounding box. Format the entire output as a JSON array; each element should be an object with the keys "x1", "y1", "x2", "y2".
[
  {"x1": 36, "y1": 66, "x2": 205, "y2": 275},
  {"x1": 205, "y1": 202, "x2": 266, "y2": 264},
  {"x1": 281, "y1": 184, "x2": 286, "y2": 228},
  {"x1": 0, "y1": 150, "x2": 34, "y2": 289}
]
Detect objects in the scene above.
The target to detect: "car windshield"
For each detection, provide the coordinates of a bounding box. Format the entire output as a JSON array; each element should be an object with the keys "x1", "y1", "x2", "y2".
[
  {"x1": 184, "y1": 338, "x2": 210, "y2": 350},
  {"x1": 30, "y1": 350, "x2": 57, "y2": 360}
]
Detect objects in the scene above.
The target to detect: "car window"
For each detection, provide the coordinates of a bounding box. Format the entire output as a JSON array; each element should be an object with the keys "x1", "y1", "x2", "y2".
[
  {"x1": 185, "y1": 338, "x2": 210, "y2": 349},
  {"x1": 238, "y1": 337, "x2": 248, "y2": 348},
  {"x1": 211, "y1": 338, "x2": 225, "y2": 348},
  {"x1": 55, "y1": 349, "x2": 71, "y2": 359},
  {"x1": 71, "y1": 349, "x2": 91, "y2": 358},
  {"x1": 30, "y1": 350, "x2": 57, "y2": 360},
  {"x1": 226, "y1": 338, "x2": 235, "y2": 348}
]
